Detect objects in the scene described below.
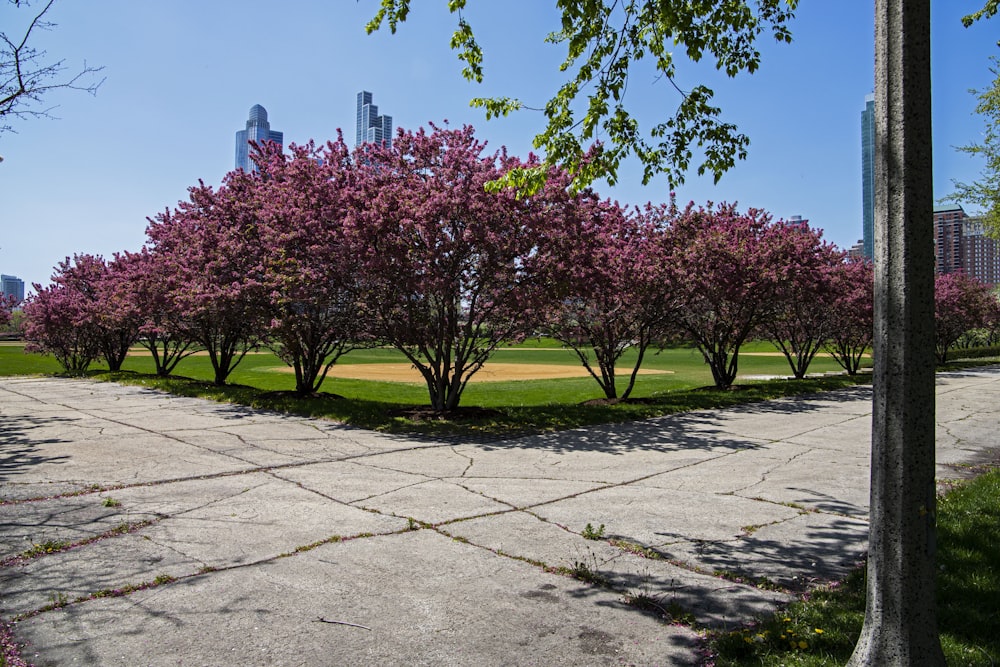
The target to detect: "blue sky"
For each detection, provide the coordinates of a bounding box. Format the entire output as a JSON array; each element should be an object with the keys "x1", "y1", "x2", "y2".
[{"x1": 1, "y1": 1, "x2": 997, "y2": 290}]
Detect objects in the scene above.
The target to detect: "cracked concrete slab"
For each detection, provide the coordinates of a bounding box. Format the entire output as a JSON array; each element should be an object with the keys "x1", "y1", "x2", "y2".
[
  {"x1": 352, "y1": 478, "x2": 514, "y2": 524},
  {"x1": 660, "y1": 510, "x2": 870, "y2": 590},
  {"x1": 0, "y1": 496, "x2": 150, "y2": 561},
  {"x1": 531, "y1": 485, "x2": 801, "y2": 548},
  {"x1": 451, "y1": 476, "x2": 609, "y2": 508},
  {"x1": 441, "y1": 511, "x2": 790, "y2": 629},
  {"x1": 126, "y1": 474, "x2": 408, "y2": 568},
  {"x1": 0, "y1": 533, "x2": 201, "y2": 617},
  {"x1": 1, "y1": 368, "x2": 999, "y2": 665},
  {"x1": 12, "y1": 532, "x2": 701, "y2": 667}
]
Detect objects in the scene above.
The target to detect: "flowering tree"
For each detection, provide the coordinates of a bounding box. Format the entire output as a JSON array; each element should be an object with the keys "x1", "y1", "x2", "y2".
[
  {"x1": 253, "y1": 138, "x2": 370, "y2": 396},
  {"x1": 21, "y1": 254, "x2": 137, "y2": 372},
  {"x1": 350, "y1": 124, "x2": 559, "y2": 411},
  {"x1": 0, "y1": 293, "x2": 15, "y2": 329},
  {"x1": 670, "y1": 202, "x2": 804, "y2": 389},
  {"x1": 542, "y1": 199, "x2": 676, "y2": 400},
  {"x1": 145, "y1": 174, "x2": 270, "y2": 385},
  {"x1": 824, "y1": 258, "x2": 874, "y2": 375},
  {"x1": 758, "y1": 224, "x2": 845, "y2": 379},
  {"x1": 106, "y1": 249, "x2": 195, "y2": 376},
  {"x1": 23, "y1": 280, "x2": 98, "y2": 371},
  {"x1": 934, "y1": 272, "x2": 996, "y2": 363}
]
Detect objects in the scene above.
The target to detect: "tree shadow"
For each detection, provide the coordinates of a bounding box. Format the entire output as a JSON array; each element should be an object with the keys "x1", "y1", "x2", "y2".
[
  {"x1": 0, "y1": 414, "x2": 73, "y2": 486},
  {"x1": 470, "y1": 386, "x2": 874, "y2": 455}
]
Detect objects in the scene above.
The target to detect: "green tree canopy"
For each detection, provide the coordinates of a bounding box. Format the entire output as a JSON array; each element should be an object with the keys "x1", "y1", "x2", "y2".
[
  {"x1": 947, "y1": 57, "x2": 1000, "y2": 236},
  {"x1": 366, "y1": 0, "x2": 798, "y2": 192}
]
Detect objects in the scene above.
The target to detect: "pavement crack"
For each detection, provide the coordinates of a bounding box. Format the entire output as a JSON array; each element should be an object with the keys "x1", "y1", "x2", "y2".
[
  {"x1": 730, "y1": 448, "x2": 814, "y2": 496},
  {"x1": 451, "y1": 446, "x2": 474, "y2": 477}
]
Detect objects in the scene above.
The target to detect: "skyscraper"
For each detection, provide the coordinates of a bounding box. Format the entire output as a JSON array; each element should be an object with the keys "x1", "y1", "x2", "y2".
[
  {"x1": 356, "y1": 91, "x2": 393, "y2": 148},
  {"x1": 933, "y1": 204, "x2": 966, "y2": 275},
  {"x1": 861, "y1": 93, "x2": 875, "y2": 260},
  {"x1": 962, "y1": 216, "x2": 1000, "y2": 287},
  {"x1": 235, "y1": 104, "x2": 284, "y2": 172},
  {"x1": 1, "y1": 274, "x2": 24, "y2": 303}
]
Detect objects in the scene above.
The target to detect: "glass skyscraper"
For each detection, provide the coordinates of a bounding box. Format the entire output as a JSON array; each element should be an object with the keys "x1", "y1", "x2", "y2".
[
  {"x1": 235, "y1": 104, "x2": 284, "y2": 172},
  {"x1": 861, "y1": 93, "x2": 875, "y2": 260},
  {"x1": 356, "y1": 91, "x2": 393, "y2": 148},
  {"x1": 1, "y1": 274, "x2": 24, "y2": 303}
]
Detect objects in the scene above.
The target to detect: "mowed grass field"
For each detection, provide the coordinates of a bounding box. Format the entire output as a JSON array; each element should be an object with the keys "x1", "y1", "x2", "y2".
[{"x1": 0, "y1": 340, "x2": 858, "y2": 407}]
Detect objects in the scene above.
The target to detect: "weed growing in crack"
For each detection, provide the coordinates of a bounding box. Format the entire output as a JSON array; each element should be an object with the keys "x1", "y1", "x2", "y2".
[
  {"x1": 558, "y1": 548, "x2": 609, "y2": 586},
  {"x1": 565, "y1": 560, "x2": 609, "y2": 585},
  {"x1": 102, "y1": 497, "x2": 122, "y2": 508},
  {"x1": 581, "y1": 522, "x2": 605, "y2": 540},
  {"x1": 623, "y1": 590, "x2": 697, "y2": 625},
  {"x1": 609, "y1": 538, "x2": 661, "y2": 559},
  {"x1": 46, "y1": 592, "x2": 68, "y2": 609},
  {"x1": 714, "y1": 569, "x2": 787, "y2": 593},
  {"x1": 407, "y1": 517, "x2": 420, "y2": 531},
  {"x1": 22, "y1": 540, "x2": 69, "y2": 558},
  {"x1": 288, "y1": 535, "x2": 342, "y2": 555}
]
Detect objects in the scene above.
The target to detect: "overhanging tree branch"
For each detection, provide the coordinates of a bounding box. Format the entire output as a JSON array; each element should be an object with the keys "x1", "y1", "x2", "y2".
[
  {"x1": 1, "y1": 0, "x2": 105, "y2": 134},
  {"x1": 366, "y1": 0, "x2": 798, "y2": 192}
]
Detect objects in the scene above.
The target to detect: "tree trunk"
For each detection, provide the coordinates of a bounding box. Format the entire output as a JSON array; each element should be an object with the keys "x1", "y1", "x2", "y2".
[{"x1": 848, "y1": 0, "x2": 944, "y2": 663}]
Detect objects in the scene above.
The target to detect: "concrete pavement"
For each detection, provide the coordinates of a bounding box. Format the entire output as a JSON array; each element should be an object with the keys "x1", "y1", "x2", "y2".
[{"x1": 1, "y1": 368, "x2": 998, "y2": 666}]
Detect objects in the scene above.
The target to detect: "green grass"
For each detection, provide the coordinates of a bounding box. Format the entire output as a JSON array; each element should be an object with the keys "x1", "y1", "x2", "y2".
[
  {"x1": 708, "y1": 470, "x2": 1000, "y2": 666},
  {"x1": 0, "y1": 341, "x2": 874, "y2": 437}
]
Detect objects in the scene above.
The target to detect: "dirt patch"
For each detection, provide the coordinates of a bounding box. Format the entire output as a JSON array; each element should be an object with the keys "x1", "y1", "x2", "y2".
[
  {"x1": 741, "y1": 351, "x2": 872, "y2": 358},
  {"x1": 273, "y1": 362, "x2": 673, "y2": 384},
  {"x1": 126, "y1": 349, "x2": 271, "y2": 357}
]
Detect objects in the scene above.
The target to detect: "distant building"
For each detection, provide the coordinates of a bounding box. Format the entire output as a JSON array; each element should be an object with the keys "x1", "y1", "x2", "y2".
[
  {"x1": 235, "y1": 104, "x2": 284, "y2": 172},
  {"x1": 1, "y1": 274, "x2": 24, "y2": 303},
  {"x1": 934, "y1": 205, "x2": 967, "y2": 276},
  {"x1": 861, "y1": 93, "x2": 875, "y2": 260},
  {"x1": 962, "y1": 217, "x2": 1000, "y2": 287},
  {"x1": 847, "y1": 240, "x2": 865, "y2": 259},
  {"x1": 356, "y1": 91, "x2": 393, "y2": 148}
]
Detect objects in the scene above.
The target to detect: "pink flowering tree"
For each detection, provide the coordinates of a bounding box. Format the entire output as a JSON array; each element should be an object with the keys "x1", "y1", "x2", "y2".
[
  {"x1": 106, "y1": 249, "x2": 195, "y2": 376},
  {"x1": 92, "y1": 254, "x2": 142, "y2": 371},
  {"x1": 350, "y1": 125, "x2": 559, "y2": 411},
  {"x1": 23, "y1": 281, "x2": 99, "y2": 371},
  {"x1": 758, "y1": 224, "x2": 846, "y2": 379},
  {"x1": 935, "y1": 272, "x2": 996, "y2": 363},
  {"x1": 670, "y1": 202, "x2": 806, "y2": 389},
  {"x1": 0, "y1": 293, "x2": 15, "y2": 329},
  {"x1": 987, "y1": 294, "x2": 1000, "y2": 346},
  {"x1": 145, "y1": 173, "x2": 271, "y2": 385},
  {"x1": 22, "y1": 254, "x2": 138, "y2": 372},
  {"x1": 253, "y1": 138, "x2": 371, "y2": 396},
  {"x1": 824, "y1": 257, "x2": 874, "y2": 375},
  {"x1": 541, "y1": 199, "x2": 677, "y2": 400}
]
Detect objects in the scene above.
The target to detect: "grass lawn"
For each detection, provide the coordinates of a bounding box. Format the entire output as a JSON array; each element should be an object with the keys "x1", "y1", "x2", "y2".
[{"x1": 707, "y1": 470, "x2": 1000, "y2": 666}]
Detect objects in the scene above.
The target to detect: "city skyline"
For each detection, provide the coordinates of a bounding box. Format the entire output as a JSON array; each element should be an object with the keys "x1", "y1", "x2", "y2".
[{"x1": 1, "y1": 2, "x2": 996, "y2": 291}]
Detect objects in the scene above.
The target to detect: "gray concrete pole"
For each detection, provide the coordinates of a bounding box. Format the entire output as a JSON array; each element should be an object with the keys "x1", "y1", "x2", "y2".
[{"x1": 847, "y1": 0, "x2": 944, "y2": 664}]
